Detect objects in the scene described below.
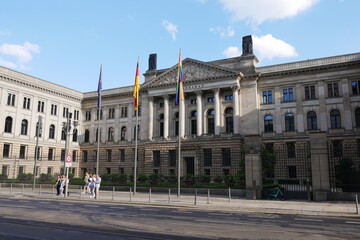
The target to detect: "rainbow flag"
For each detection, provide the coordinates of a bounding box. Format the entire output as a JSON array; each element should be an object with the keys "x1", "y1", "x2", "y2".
[
  {"x1": 97, "y1": 64, "x2": 102, "y2": 110},
  {"x1": 175, "y1": 50, "x2": 184, "y2": 105},
  {"x1": 133, "y1": 58, "x2": 140, "y2": 110}
]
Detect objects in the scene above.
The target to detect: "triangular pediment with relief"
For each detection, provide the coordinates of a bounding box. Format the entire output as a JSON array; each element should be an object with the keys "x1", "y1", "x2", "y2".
[{"x1": 143, "y1": 58, "x2": 238, "y2": 89}]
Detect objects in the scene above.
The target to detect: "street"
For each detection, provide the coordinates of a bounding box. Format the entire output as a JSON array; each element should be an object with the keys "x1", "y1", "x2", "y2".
[{"x1": 0, "y1": 197, "x2": 359, "y2": 239}]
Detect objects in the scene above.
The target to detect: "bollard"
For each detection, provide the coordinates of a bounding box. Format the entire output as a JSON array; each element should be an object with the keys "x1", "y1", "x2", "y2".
[
  {"x1": 39, "y1": 184, "x2": 41, "y2": 197},
  {"x1": 149, "y1": 188, "x2": 151, "y2": 203},
  {"x1": 252, "y1": 179, "x2": 257, "y2": 200},
  {"x1": 22, "y1": 184, "x2": 25, "y2": 197},
  {"x1": 168, "y1": 189, "x2": 171, "y2": 204},
  {"x1": 194, "y1": 189, "x2": 197, "y2": 205},
  {"x1": 10, "y1": 183, "x2": 13, "y2": 196},
  {"x1": 356, "y1": 194, "x2": 359, "y2": 215},
  {"x1": 306, "y1": 178, "x2": 311, "y2": 202},
  {"x1": 228, "y1": 188, "x2": 231, "y2": 202},
  {"x1": 52, "y1": 185, "x2": 55, "y2": 198},
  {"x1": 112, "y1": 187, "x2": 115, "y2": 201},
  {"x1": 130, "y1": 188, "x2": 132, "y2": 202},
  {"x1": 80, "y1": 186, "x2": 82, "y2": 199}
]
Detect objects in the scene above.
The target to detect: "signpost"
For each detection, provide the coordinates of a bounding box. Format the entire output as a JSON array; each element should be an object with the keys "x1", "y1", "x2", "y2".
[{"x1": 65, "y1": 155, "x2": 72, "y2": 167}]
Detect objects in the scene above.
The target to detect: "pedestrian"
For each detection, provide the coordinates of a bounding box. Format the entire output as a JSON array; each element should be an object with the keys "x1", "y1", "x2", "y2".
[
  {"x1": 94, "y1": 174, "x2": 101, "y2": 199},
  {"x1": 55, "y1": 175, "x2": 62, "y2": 196},
  {"x1": 83, "y1": 172, "x2": 90, "y2": 194},
  {"x1": 61, "y1": 175, "x2": 70, "y2": 196},
  {"x1": 89, "y1": 174, "x2": 95, "y2": 198}
]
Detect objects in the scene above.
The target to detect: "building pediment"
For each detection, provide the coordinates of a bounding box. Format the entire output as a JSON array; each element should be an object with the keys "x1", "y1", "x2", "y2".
[{"x1": 143, "y1": 58, "x2": 238, "y2": 89}]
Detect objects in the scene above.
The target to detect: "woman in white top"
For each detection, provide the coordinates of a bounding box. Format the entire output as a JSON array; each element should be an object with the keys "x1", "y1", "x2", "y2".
[
  {"x1": 89, "y1": 174, "x2": 95, "y2": 198},
  {"x1": 94, "y1": 174, "x2": 101, "y2": 199}
]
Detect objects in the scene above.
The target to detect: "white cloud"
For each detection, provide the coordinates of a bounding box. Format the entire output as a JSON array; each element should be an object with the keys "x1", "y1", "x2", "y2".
[
  {"x1": 162, "y1": 20, "x2": 178, "y2": 40},
  {"x1": 223, "y1": 46, "x2": 241, "y2": 58},
  {"x1": 0, "y1": 41, "x2": 40, "y2": 69},
  {"x1": 253, "y1": 34, "x2": 298, "y2": 60},
  {"x1": 218, "y1": 0, "x2": 319, "y2": 25},
  {"x1": 209, "y1": 26, "x2": 235, "y2": 38}
]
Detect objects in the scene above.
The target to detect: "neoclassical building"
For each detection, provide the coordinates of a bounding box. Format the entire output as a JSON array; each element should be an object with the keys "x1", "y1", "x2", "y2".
[{"x1": 1, "y1": 36, "x2": 360, "y2": 200}]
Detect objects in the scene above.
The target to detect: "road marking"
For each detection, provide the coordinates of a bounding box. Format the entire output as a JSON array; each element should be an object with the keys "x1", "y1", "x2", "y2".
[
  {"x1": 294, "y1": 218, "x2": 323, "y2": 222},
  {"x1": 109, "y1": 206, "x2": 125, "y2": 209},
  {"x1": 84, "y1": 205, "x2": 99, "y2": 208},
  {"x1": 346, "y1": 221, "x2": 360, "y2": 225}
]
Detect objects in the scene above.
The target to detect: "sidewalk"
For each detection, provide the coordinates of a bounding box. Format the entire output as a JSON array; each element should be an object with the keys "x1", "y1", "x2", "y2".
[{"x1": 0, "y1": 186, "x2": 359, "y2": 218}]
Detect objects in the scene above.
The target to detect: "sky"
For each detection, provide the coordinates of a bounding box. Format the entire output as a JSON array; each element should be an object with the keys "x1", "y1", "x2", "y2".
[{"x1": 0, "y1": 0, "x2": 359, "y2": 93}]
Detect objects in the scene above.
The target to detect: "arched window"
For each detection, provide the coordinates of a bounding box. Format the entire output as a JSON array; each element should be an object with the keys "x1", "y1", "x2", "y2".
[
  {"x1": 84, "y1": 129, "x2": 90, "y2": 142},
  {"x1": 61, "y1": 129, "x2": 66, "y2": 140},
  {"x1": 72, "y1": 129, "x2": 78, "y2": 142},
  {"x1": 285, "y1": 113, "x2": 295, "y2": 131},
  {"x1": 355, "y1": 107, "x2": 360, "y2": 128},
  {"x1": 207, "y1": 109, "x2": 215, "y2": 134},
  {"x1": 264, "y1": 115, "x2": 273, "y2": 132},
  {"x1": 159, "y1": 113, "x2": 164, "y2": 137},
  {"x1": 4, "y1": 116, "x2": 13, "y2": 133},
  {"x1": 174, "y1": 112, "x2": 179, "y2": 136},
  {"x1": 21, "y1": 119, "x2": 28, "y2": 135},
  {"x1": 224, "y1": 107, "x2": 233, "y2": 133},
  {"x1": 96, "y1": 128, "x2": 100, "y2": 142},
  {"x1": 190, "y1": 111, "x2": 197, "y2": 135},
  {"x1": 49, "y1": 124, "x2": 55, "y2": 139},
  {"x1": 120, "y1": 126, "x2": 127, "y2": 141},
  {"x1": 330, "y1": 109, "x2": 341, "y2": 129},
  {"x1": 108, "y1": 127, "x2": 114, "y2": 141},
  {"x1": 35, "y1": 121, "x2": 42, "y2": 137},
  {"x1": 307, "y1": 111, "x2": 317, "y2": 130}
]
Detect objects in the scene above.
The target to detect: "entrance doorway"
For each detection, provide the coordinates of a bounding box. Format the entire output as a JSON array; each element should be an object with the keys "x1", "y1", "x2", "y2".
[{"x1": 185, "y1": 157, "x2": 195, "y2": 175}]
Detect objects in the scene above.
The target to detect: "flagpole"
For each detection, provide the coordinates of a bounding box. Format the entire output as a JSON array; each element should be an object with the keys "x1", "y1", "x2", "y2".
[
  {"x1": 133, "y1": 57, "x2": 140, "y2": 195},
  {"x1": 177, "y1": 99, "x2": 182, "y2": 197},
  {"x1": 96, "y1": 64, "x2": 102, "y2": 176}
]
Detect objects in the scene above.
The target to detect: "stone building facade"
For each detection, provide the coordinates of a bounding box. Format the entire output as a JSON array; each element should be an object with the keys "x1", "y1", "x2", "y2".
[{"x1": 1, "y1": 36, "x2": 360, "y2": 200}]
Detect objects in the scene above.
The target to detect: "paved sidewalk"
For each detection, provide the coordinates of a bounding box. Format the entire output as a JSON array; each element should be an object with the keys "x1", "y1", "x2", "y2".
[{"x1": 0, "y1": 186, "x2": 359, "y2": 218}]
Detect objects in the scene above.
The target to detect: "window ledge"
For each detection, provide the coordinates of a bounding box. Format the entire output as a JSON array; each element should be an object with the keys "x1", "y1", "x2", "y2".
[
  {"x1": 284, "y1": 131, "x2": 297, "y2": 136},
  {"x1": 263, "y1": 132, "x2": 275, "y2": 137},
  {"x1": 329, "y1": 128, "x2": 344, "y2": 134}
]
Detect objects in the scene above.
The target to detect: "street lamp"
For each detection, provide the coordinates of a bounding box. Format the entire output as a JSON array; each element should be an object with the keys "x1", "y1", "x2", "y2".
[
  {"x1": 32, "y1": 115, "x2": 42, "y2": 191},
  {"x1": 62, "y1": 112, "x2": 78, "y2": 197}
]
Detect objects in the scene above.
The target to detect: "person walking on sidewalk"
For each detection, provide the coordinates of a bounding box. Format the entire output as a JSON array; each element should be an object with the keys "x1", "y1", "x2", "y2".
[
  {"x1": 94, "y1": 174, "x2": 101, "y2": 199},
  {"x1": 89, "y1": 174, "x2": 95, "y2": 198},
  {"x1": 55, "y1": 175, "x2": 62, "y2": 196},
  {"x1": 83, "y1": 172, "x2": 90, "y2": 194}
]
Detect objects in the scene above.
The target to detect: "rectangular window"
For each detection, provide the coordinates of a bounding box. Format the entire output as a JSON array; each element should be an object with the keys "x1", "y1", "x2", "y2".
[
  {"x1": 63, "y1": 107, "x2": 69, "y2": 118},
  {"x1": 287, "y1": 142, "x2": 296, "y2": 158},
  {"x1": 34, "y1": 147, "x2": 41, "y2": 160},
  {"x1": 222, "y1": 148, "x2": 231, "y2": 166},
  {"x1": 73, "y1": 110, "x2": 80, "y2": 120},
  {"x1": 96, "y1": 110, "x2": 103, "y2": 120},
  {"x1": 19, "y1": 145, "x2": 26, "y2": 159},
  {"x1": 159, "y1": 102, "x2": 164, "y2": 108},
  {"x1": 3, "y1": 144, "x2": 10, "y2": 158},
  {"x1": 48, "y1": 148, "x2": 54, "y2": 161},
  {"x1": 61, "y1": 149, "x2": 65, "y2": 161},
  {"x1": 352, "y1": 80, "x2": 360, "y2": 95},
  {"x1": 85, "y1": 111, "x2": 91, "y2": 121},
  {"x1": 204, "y1": 169, "x2": 211, "y2": 175},
  {"x1": 72, "y1": 150, "x2": 77, "y2": 162},
  {"x1": 153, "y1": 150, "x2": 161, "y2": 167},
  {"x1": 288, "y1": 166, "x2": 297, "y2": 178},
  {"x1": 37, "y1": 101, "x2": 45, "y2": 112},
  {"x1": 169, "y1": 150, "x2": 176, "y2": 167},
  {"x1": 121, "y1": 107, "x2": 128, "y2": 118},
  {"x1": 108, "y1": 108, "x2": 115, "y2": 119},
  {"x1": 106, "y1": 149, "x2": 112, "y2": 162},
  {"x1": 190, "y1": 99, "x2": 197, "y2": 104},
  {"x1": 119, "y1": 149, "x2": 125, "y2": 162},
  {"x1": 23, "y1": 97, "x2": 31, "y2": 109},
  {"x1": 225, "y1": 95, "x2": 233, "y2": 100},
  {"x1": 283, "y1": 88, "x2": 293, "y2": 102},
  {"x1": 203, "y1": 149, "x2": 212, "y2": 167},
  {"x1": 223, "y1": 169, "x2": 230, "y2": 176},
  {"x1": 262, "y1": 90, "x2": 273, "y2": 104},
  {"x1": 207, "y1": 97, "x2": 215, "y2": 102},
  {"x1": 47, "y1": 167, "x2": 53, "y2": 174},
  {"x1": 2, "y1": 165, "x2": 9, "y2": 175},
  {"x1": 106, "y1": 168, "x2": 111, "y2": 174},
  {"x1": 119, "y1": 167, "x2": 124, "y2": 174},
  {"x1": 7, "y1": 93, "x2": 16, "y2": 106},
  {"x1": 333, "y1": 140, "x2": 343, "y2": 158},
  {"x1": 51, "y1": 104, "x2": 57, "y2": 115},
  {"x1": 305, "y1": 86, "x2": 316, "y2": 100},
  {"x1": 19, "y1": 166, "x2": 25, "y2": 175},
  {"x1": 328, "y1": 83, "x2": 339, "y2": 97},
  {"x1": 93, "y1": 150, "x2": 97, "y2": 162},
  {"x1": 82, "y1": 150, "x2": 88, "y2": 162}
]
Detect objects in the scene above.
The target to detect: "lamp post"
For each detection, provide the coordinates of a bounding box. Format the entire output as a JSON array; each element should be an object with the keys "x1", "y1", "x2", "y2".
[
  {"x1": 32, "y1": 115, "x2": 42, "y2": 191},
  {"x1": 62, "y1": 112, "x2": 78, "y2": 197}
]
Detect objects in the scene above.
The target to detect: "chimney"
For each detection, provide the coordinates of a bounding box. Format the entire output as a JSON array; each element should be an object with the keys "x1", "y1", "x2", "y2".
[{"x1": 148, "y1": 53, "x2": 157, "y2": 71}]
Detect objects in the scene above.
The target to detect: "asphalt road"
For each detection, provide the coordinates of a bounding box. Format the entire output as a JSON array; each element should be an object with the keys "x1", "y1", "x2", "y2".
[{"x1": 0, "y1": 197, "x2": 359, "y2": 240}]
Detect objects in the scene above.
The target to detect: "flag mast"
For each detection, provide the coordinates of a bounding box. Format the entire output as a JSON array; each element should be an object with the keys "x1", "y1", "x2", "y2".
[
  {"x1": 133, "y1": 57, "x2": 141, "y2": 194},
  {"x1": 176, "y1": 50, "x2": 184, "y2": 197},
  {"x1": 96, "y1": 64, "x2": 102, "y2": 176}
]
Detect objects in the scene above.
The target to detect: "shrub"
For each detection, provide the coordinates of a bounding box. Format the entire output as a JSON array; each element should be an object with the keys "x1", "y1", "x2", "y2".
[
  {"x1": 165, "y1": 175, "x2": 177, "y2": 184},
  {"x1": 118, "y1": 174, "x2": 128, "y2": 184},
  {"x1": 224, "y1": 174, "x2": 236, "y2": 186},
  {"x1": 39, "y1": 173, "x2": 56, "y2": 183},
  {"x1": 137, "y1": 174, "x2": 148, "y2": 183},
  {"x1": 213, "y1": 175, "x2": 224, "y2": 184},
  {"x1": 17, "y1": 173, "x2": 33, "y2": 182},
  {"x1": 148, "y1": 173, "x2": 163, "y2": 185},
  {"x1": 197, "y1": 175, "x2": 211, "y2": 184},
  {"x1": 70, "y1": 178, "x2": 85, "y2": 185},
  {"x1": 0, "y1": 174, "x2": 7, "y2": 181}
]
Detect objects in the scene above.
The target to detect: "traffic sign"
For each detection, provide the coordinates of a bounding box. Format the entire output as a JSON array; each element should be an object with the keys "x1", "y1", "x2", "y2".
[{"x1": 65, "y1": 155, "x2": 72, "y2": 167}]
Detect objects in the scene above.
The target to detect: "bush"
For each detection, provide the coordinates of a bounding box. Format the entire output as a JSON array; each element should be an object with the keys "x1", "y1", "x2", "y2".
[
  {"x1": 70, "y1": 178, "x2": 85, "y2": 185},
  {"x1": 165, "y1": 175, "x2": 177, "y2": 184},
  {"x1": 224, "y1": 174, "x2": 236, "y2": 186},
  {"x1": 137, "y1": 174, "x2": 148, "y2": 183},
  {"x1": 0, "y1": 174, "x2": 7, "y2": 180},
  {"x1": 197, "y1": 175, "x2": 211, "y2": 184},
  {"x1": 213, "y1": 175, "x2": 224, "y2": 184},
  {"x1": 39, "y1": 173, "x2": 56, "y2": 183},
  {"x1": 113, "y1": 174, "x2": 127, "y2": 184},
  {"x1": 17, "y1": 173, "x2": 33, "y2": 182},
  {"x1": 148, "y1": 173, "x2": 163, "y2": 185},
  {"x1": 101, "y1": 174, "x2": 113, "y2": 182}
]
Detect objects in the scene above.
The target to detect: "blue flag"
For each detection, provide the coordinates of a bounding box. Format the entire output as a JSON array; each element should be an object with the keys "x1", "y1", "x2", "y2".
[{"x1": 97, "y1": 65, "x2": 102, "y2": 110}]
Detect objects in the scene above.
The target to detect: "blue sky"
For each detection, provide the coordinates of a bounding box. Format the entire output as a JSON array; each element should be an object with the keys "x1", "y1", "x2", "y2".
[{"x1": 0, "y1": 0, "x2": 359, "y2": 92}]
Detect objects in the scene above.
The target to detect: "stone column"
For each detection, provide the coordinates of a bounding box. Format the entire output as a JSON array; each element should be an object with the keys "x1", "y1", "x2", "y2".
[
  {"x1": 196, "y1": 91, "x2": 203, "y2": 136},
  {"x1": 232, "y1": 85, "x2": 240, "y2": 134},
  {"x1": 127, "y1": 103, "x2": 133, "y2": 142},
  {"x1": 163, "y1": 95, "x2": 169, "y2": 139},
  {"x1": 295, "y1": 84, "x2": 304, "y2": 133},
  {"x1": 213, "y1": 88, "x2": 221, "y2": 135},
  {"x1": 309, "y1": 132, "x2": 330, "y2": 201},
  {"x1": 318, "y1": 81, "x2": 328, "y2": 131},
  {"x1": 244, "y1": 136, "x2": 263, "y2": 199},
  {"x1": 148, "y1": 97, "x2": 154, "y2": 140},
  {"x1": 341, "y1": 78, "x2": 352, "y2": 130}
]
